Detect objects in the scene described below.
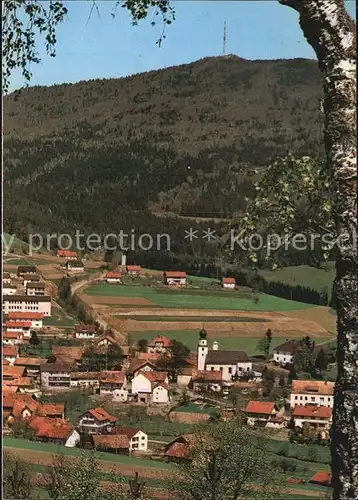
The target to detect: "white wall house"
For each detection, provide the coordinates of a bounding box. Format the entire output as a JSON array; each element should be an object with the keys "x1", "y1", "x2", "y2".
[
  {"x1": 22, "y1": 274, "x2": 41, "y2": 288},
  {"x1": 197, "y1": 334, "x2": 251, "y2": 382},
  {"x1": 7, "y1": 312, "x2": 43, "y2": 329},
  {"x1": 292, "y1": 405, "x2": 332, "y2": 430},
  {"x1": 63, "y1": 260, "x2": 84, "y2": 272},
  {"x1": 147, "y1": 335, "x2": 171, "y2": 354},
  {"x1": 3, "y1": 272, "x2": 12, "y2": 284},
  {"x1": 3, "y1": 295, "x2": 51, "y2": 317},
  {"x1": 3, "y1": 346, "x2": 19, "y2": 365},
  {"x1": 273, "y1": 340, "x2": 298, "y2": 365},
  {"x1": 26, "y1": 283, "x2": 46, "y2": 296},
  {"x1": 40, "y1": 364, "x2": 72, "y2": 389},
  {"x1": 5, "y1": 321, "x2": 32, "y2": 338},
  {"x1": 116, "y1": 428, "x2": 148, "y2": 452},
  {"x1": 69, "y1": 372, "x2": 100, "y2": 388},
  {"x1": 152, "y1": 383, "x2": 169, "y2": 403},
  {"x1": 2, "y1": 285, "x2": 17, "y2": 295},
  {"x1": 105, "y1": 272, "x2": 122, "y2": 284},
  {"x1": 126, "y1": 265, "x2": 141, "y2": 276},
  {"x1": 290, "y1": 380, "x2": 335, "y2": 408},
  {"x1": 131, "y1": 371, "x2": 169, "y2": 402},
  {"x1": 2, "y1": 331, "x2": 24, "y2": 345},
  {"x1": 74, "y1": 324, "x2": 97, "y2": 339},
  {"x1": 78, "y1": 408, "x2": 116, "y2": 435},
  {"x1": 222, "y1": 277, "x2": 236, "y2": 289},
  {"x1": 163, "y1": 271, "x2": 186, "y2": 286}
]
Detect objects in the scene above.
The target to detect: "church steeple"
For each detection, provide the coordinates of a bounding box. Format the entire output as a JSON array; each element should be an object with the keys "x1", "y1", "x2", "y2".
[{"x1": 197, "y1": 329, "x2": 208, "y2": 371}]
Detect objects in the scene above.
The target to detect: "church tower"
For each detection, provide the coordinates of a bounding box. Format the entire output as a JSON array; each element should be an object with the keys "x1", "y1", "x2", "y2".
[{"x1": 197, "y1": 328, "x2": 208, "y2": 371}]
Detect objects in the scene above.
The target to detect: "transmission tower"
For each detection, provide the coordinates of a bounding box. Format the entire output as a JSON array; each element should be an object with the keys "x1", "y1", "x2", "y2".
[{"x1": 223, "y1": 21, "x2": 227, "y2": 56}]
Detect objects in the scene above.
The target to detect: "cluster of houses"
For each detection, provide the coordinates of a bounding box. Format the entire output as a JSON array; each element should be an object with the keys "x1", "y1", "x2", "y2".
[{"x1": 2, "y1": 266, "x2": 51, "y2": 318}]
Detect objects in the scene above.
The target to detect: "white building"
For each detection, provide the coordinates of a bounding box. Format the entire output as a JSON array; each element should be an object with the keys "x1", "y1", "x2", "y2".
[
  {"x1": 74, "y1": 324, "x2": 97, "y2": 339},
  {"x1": 131, "y1": 371, "x2": 169, "y2": 403},
  {"x1": 3, "y1": 346, "x2": 19, "y2": 365},
  {"x1": 222, "y1": 277, "x2": 236, "y2": 289},
  {"x1": 78, "y1": 408, "x2": 116, "y2": 434},
  {"x1": 290, "y1": 380, "x2": 335, "y2": 409},
  {"x1": 40, "y1": 363, "x2": 72, "y2": 389},
  {"x1": 163, "y1": 271, "x2": 187, "y2": 286},
  {"x1": 69, "y1": 372, "x2": 100, "y2": 388},
  {"x1": 197, "y1": 332, "x2": 251, "y2": 382},
  {"x1": 292, "y1": 405, "x2": 332, "y2": 431},
  {"x1": 5, "y1": 321, "x2": 32, "y2": 339},
  {"x1": 22, "y1": 273, "x2": 41, "y2": 288},
  {"x1": 2, "y1": 331, "x2": 24, "y2": 345},
  {"x1": 105, "y1": 272, "x2": 122, "y2": 284},
  {"x1": 273, "y1": 340, "x2": 298, "y2": 365},
  {"x1": 3, "y1": 295, "x2": 51, "y2": 317},
  {"x1": 116, "y1": 428, "x2": 148, "y2": 452},
  {"x1": 63, "y1": 260, "x2": 84, "y2": 272},
  {"x1": 3, "y1": 272, "x2": 12, "y2": 284},
  {"x1": 126, "y1": 265, "x2": 141, "y2": 276},
  {"x1": 152, "y1": 382, "x2": 170, "y2": 403},
  {"x1": 147, "y1": 335, "x2": 171, "y2": 354}
]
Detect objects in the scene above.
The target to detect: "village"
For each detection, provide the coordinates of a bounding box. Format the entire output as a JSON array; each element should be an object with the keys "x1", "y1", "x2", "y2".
[{"x1": 2, "y1": 252, "x2": 334, "y2": 494}]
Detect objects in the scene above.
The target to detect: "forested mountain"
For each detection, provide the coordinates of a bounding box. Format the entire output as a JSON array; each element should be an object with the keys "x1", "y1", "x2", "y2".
[{"x1": 4, "y1": 55, "x2": 324, "y2": 268}]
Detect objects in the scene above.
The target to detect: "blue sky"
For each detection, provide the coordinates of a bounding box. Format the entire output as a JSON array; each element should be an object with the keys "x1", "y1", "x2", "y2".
[{"x1": 9, "y1": 0, "x2": 357, "y2": 91}]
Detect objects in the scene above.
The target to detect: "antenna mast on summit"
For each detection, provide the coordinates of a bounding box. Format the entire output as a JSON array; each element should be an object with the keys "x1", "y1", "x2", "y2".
[{"x1": 223, "y1": 21, "x2": 227, "y2": 56}]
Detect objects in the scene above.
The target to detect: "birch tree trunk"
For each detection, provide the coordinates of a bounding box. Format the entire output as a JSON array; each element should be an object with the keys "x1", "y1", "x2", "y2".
[{"x1": 278, "y1": 1, "x2": 357, "y2": 498}]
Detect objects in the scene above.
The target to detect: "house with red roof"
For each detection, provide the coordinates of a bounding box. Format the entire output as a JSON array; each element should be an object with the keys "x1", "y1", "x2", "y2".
[
  {"x1": 309, "y1": 471, "x2": 332, "y2": 488},
  {"x1": 2, "y1": 330, "x2": 24, "y2": 345},
  {"x1": 5, "y1": 321, "x2": 32, "y2": 338},
  {"x1": 126, "y1": 265, "x2": 141, "y2": 277},
  {"x1": 192, "y1": 370, "x2": 223, "y2": 393},
  {"x1": 292, "y1": 405, "x2": 332, "y2": 433},
  {"x1": 273, "y1": 340, "x2": 299, "y2": 365},
  {"x1": 57, "y1": 249, "x2": 78, "y2": 260},
  {"x1": 163, "y1": 271, "x2": 186, "y2": 286},
  {"x1": 131, "y1": 371, "x2": 169, "y2": 404},
  {"x1": 99, "y1": 371, "x2": 127, "y2": 397},
  {"x1": 222, "y1": 277, "x2": 236, "y2": 289},
  {"x1": 92, "y1": 433, "x2": 130, "y2": 455},
  {"x1": 74, "y1": 323, "x2": 97, "y2": 339},
  {"x1": 147, "y1": 335, "x2": 171, "y2": 354},
  {"x1": 14, "y1": 357, "x2": 43, "y2": 376},
  {"x1": 78, "y1": 407, "x2": 117, "y2": 435},
  {"x1": 165, "y1": 434, "x2": 196, "y2": 463},
  {"x1": 3, "y1": 345, "x2": 19, "y2": 365},
  {"x1": 29, "y1": 416, "x2": 74, "y2": 445},
  {"x1": 105, "y1": 271, "x2": 122, "y2": 284},
  {"x1": 290, "y1": 380, "x2": 335, "y2": 408},
  {"x1": 7, "y1": 312, "x2": 43, "y2": 328},
  {"x1": 244, "y1": 401, "x2": 279, "y2": 427},
  {"x1": 114, "y1": 427, "x2": 148, "y2": 452}
]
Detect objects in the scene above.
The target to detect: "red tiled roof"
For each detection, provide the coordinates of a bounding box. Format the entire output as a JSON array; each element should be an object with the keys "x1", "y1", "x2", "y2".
[
  {"x1": 126, "y1": 265, "x2": 141, "y2": 271},
  {"x1": 57, "y1": 250, "x2": 77, "y2": 257},
  {"x1": 127, "y1": 359, "x2": 158, "y2": 374},
  {"x1": 246, "y1": 401, "x2": 275, "y2": 415},
  {"x1": 7, "y1": 312, "x2": 44, "y2": 320},
  {"x1": 7, "y1": 394, "x2": 40, "y2": 417},
  {"x1": 3, "y1": 366, "x2": 25, "y2": 379},
  {"x1": 310, "y1": 471, "x2": 332, "y2": 486},
  {"x1": 30, "y1": 417, "x2": 73, "y2": 440},
  {"x1": 141, "y1": 371, "x2": 168, "y2": 383},
  {"x1": 2, "y1": 358, "x2": 10, "y2": 366},
  {"x1": 3, "y1": 385, "x2": 19, "y2": 393},
  {"x1": 4, "y1": 377, "x2": 32, "y2": 387},
  {"x1": 99, "y1": 371, "x2": 125, "y2": 384},
  {"x1": 293, "y1": 405, "x2": 332, "y2": 419},
  {"x1": 106, "y1": 272, "x2": 122, "y2": 279},
  {"x1": 39, "y1": 403, "x2": 65, "y2": 417},
  {"x1": 15, "y1": 357, "x2": 43, "y2": 367},
  {"x1": 274, "y1": 340, "x2": 299, "y2": 354},
  {"x1": 164, "y1": 271, "x2": 186, "y2": 278},
  {"x1": 135, "y1": 352, "x2": 162, "y2": 361},
  {"x1": 148, "y1": 335, "x2": 171, "y2": 348},
  {"x1": 3, "y1": 346, "x2": 19, "y2": 357},
  {"x1": 52, "y1": 346, "x2": 84, "y2": 361},
  {"x1": 192, "y1": 370, "x2": 223, "y2": 382},
  {"x1": 75, "y1": 324, "x2": 97, "y2": 333},
  {"x1": 165, "y1": 442, "x2": 190, "y2": 459},
  {"x1": 222, "y1": 277, "x2": 236, "y2": 284},
  {"x1": 291, "y1": 380, "x2": 335, "y2": 396},
  {"x1": 93, "y1": 434, "x2": 129, "y2": 449},
  {"x1": 6, "y1": 321, "x2": 32, "y2": 328},
  {"x1": 71, "y1": 371, "x2": 99, "y2": 380},
  {"x1": 3, "y1": 331, "x2": 23, "y2": 339},
  {"x1": 87, "y1": 408, "x2": 117, "y2": 423},
  {"x1": 152, "y1": 382, "x2": 170, "y2": 391},
  {"x1": 114, "y1": 427, "x2": 143, "y2": 439}
]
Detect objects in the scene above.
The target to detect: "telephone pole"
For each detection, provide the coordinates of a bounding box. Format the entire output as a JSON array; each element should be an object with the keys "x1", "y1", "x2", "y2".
[{"x1": 223, "y1": 21, "x2": 227, "y2": 56}]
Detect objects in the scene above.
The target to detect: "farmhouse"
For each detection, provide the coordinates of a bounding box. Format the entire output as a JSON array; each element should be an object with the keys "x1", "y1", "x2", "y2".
[
  {"x1": 7, "y1": 312, "x2": 43, "y2": 328},
  {"x1": 292, "y1": 405, "x2": 332, "y2": 431},
  {"x1": 164, "y1": 271, "x2": 187, "y2": 286},
  {"x1": 273, "y1": 340, "x2": 298, "y2": 365},
  {"x1": 3, "y1": 295, "x2": 52, "y2": 317},
  {"x1": 3, "y1": 365, "x2": 25, "y2": 381},
  {"x1": 192, "y1": 370, "x2": 223, "y2": 392},
  {"x1": 105, "y1": 271, "x2": 122, "y2": 284},
  {"x1": 92, "y1": 434, "x2": 129, "y2": 455},
  {"x1": 115, "y1": 427, "x2": 148, "y2": 452},
  {"x1": 70, "y1": 371, "x2": 99, "y2": 388},
  {"x1": 57, "y1": 249, "x2": 78, "y2": 259},
  {"x1": 78, "y1": 407, "x2": 116, "y2": 435},
  {"x1": 22, "y1": 273, "x2": 41, "y2": 288},
  {"x1": 99, "y1": 371, "x2": 127, "y2": 395},
  {"x1": 17, "y1": 266, "x2": 37, "y2": 277},
  {"x1": 197, "y1": 332, "x2": 251, "y2": 382},
  {"x1": 40, "y1": 363, "x2": 72, "y2": 389},
  {"x1": 131, "y1": 371, "x2": 169, "y2": 403},
  {"x1": 3, "y1": 272, "x2": 12, "y2": 284},
  {"x1": 3, "y1": 345, "x2": 19, "y2": 365},
  {"x1": 126, "y1": 265, "x2": 141, "y2": 276},
  {"x1": 14, "y1": 357, "x2": 43, "y2": 376},
  {"x1": 147, "y1": 335, "x2": 171, "y2": 354},
  {"x1": 165, "y1": 434, "x2": 196, "y2": 463},
  {"x1": 222, "y1": 277, "x2": 236, "y2": 289},
  {"x1": 63, "y1": 260, "x2": 84, "y2": 272},
  {"x1": 152, "y1": 382, "x2": 170, "y2": 404},
  {"x1": 5, "y1": 321, "x2": 32, "y2": 338},
  {"x1": 52, "y1": 345, "x2": 85, "y2": 364},
  {"x1": 2, "y1": 284, "x2": 17, "y2": 295},
  {"x1": 245, "y1": 401, "x2": 277, "y2": 427},
  {"x1": 26, "y1": 282, "x2": 46, "y2": 296},
  {"x1": 127, "y1": 359, "x2": 158, "y2": 377},
  {"x1": 3, "y1": 377, "x2": 34, "y2": 393},
  {"x1": 30, "y1": 416, "x2": 74, "y2": 445},
  {"x1": 74, "y1": 323, "x2": 97, "y2": 339},
  {"x1": 2, "y1": 331, "x2": 24, "y2": 345},
  {"x1": 290, "y1": 380, "x2": 335, "y2": 408}
]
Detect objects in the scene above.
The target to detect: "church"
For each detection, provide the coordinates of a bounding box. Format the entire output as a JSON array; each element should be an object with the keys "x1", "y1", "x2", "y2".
[{"x1": 197, "y1": 329, "x2": 252, "y2": 382}]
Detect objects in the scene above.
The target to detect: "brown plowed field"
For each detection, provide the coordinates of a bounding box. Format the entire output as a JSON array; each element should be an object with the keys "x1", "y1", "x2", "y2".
[
  {"x1": 81, "y1": 295, "x2": 155, "y2": 306},
  {"x1": 103, "y1": 308, "x2": 284, "y2": 318},
  {"x1": 282, "y1": 307, "x2": 337, "y2": 333}
]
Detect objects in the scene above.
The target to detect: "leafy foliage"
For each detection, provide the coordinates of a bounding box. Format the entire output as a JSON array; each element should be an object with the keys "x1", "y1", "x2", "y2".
[{"x1": 3, "y1": 452, "x2": 33, "y2": 500}]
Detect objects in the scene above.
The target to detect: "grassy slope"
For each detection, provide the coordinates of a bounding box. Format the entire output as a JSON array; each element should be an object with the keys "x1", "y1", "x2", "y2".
[{"x1": 84, "y1": 283, "x2": 315, "y2": 312}]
